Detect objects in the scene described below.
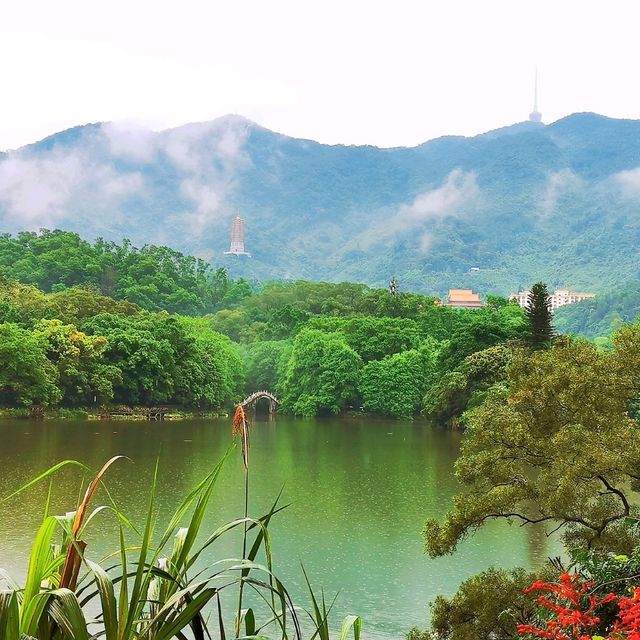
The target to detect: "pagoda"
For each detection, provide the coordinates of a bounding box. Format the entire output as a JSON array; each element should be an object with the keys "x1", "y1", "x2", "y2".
[{"x1": 224, "y1": 215, "x2": 251, "y2": 257}]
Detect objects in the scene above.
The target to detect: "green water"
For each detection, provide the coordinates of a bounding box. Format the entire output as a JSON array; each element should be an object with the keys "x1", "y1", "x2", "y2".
[{"x1": 0, "y1": 417, "x2": 559, "y2": 638}]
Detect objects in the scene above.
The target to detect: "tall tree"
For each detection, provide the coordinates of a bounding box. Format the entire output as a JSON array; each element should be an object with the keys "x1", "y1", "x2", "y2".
[
  {"x1": 33, "y1": 319, "x2": 121, "y2": 406},
  {"x1": 423, "y1": 330, "x2": 640, "y2": 558},
  {"x1": 281, "y1": 328, "x2": 362, "y2": 416},
  {"x1": 359, "y1": 346, "x2": 437, "y2": 418},
  {"x1": 0, "y1": 323, "x2": 60, "y2": 406},
  {"x1": 526, "y1": 282, "x2": 554, "y2": 348}
]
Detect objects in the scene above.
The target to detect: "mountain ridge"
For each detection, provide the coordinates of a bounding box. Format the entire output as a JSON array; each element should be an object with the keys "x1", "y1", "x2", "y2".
[{"x1": 1, "y1": 111, "x2": 640, "y2": 295}]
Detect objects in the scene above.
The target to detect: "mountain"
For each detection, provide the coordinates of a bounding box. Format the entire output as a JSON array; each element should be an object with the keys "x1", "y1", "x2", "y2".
[{"x1": 1, "y1": 112, "x2": 640, "y2": 295}]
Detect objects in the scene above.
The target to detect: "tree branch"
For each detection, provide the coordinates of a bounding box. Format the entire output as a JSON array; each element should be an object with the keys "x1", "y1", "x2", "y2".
[{"x1": 596, "y1": 474, "x2": 631, "y2": 516}]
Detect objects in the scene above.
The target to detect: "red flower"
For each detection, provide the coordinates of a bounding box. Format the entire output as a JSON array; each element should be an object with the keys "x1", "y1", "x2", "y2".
[
  {"x1": 614, "y1": 587, "x2": 640, "y2": 639},
  {"x1": 517, "y1": 572, "x2": 617, "y2": 640}
]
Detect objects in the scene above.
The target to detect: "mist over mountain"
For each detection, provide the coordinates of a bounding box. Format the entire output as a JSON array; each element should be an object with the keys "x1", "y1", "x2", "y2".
[{"x1": 1, "y1": 112, "x2": 640, "y2": 295}]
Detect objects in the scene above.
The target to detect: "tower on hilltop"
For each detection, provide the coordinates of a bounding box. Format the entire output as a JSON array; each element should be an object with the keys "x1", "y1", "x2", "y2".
[
  {"x1": 529, "y1": 69, "x2": 542, "y2": 123},
  {"x1": 224, "y1": 215, "x2": 251, "y2": 257}
]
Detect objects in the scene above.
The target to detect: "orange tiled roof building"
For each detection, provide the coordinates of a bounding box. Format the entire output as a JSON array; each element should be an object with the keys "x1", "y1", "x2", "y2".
[{"x1": 444, "y1": 289, "x2": 484, "y2": 309}]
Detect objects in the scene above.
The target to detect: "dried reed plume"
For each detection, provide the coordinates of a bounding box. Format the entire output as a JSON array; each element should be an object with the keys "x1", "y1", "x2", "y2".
[{"x1": 232, "y1": 404, "x2": 250, "y2": 470}]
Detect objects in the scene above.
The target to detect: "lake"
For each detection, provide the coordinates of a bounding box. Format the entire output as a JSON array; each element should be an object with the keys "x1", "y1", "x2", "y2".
[{"x1": 0, "y1": 416, "x2": 559, "y2": 638}]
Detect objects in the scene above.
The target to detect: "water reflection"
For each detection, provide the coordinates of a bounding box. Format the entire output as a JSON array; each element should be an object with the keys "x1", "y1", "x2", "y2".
[{"x1": 0, "y1": 417, "x2": 561, "y2": 639}]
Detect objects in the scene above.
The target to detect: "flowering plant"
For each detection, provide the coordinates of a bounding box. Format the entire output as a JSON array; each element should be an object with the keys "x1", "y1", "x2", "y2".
[{"x1": 518, "y1": 572, "x2": 640, "y2": 640}]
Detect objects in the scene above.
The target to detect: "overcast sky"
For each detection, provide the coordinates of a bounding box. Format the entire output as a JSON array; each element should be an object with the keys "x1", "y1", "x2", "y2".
[{"x1": 1, "y1": 0, "x2": 639, "y2": 151}]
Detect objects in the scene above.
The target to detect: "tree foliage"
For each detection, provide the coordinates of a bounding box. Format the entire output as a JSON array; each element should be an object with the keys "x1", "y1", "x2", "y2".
[
  {"x1": 80, "y1": 313, "x2": 242, "y2": 408},
  {"x1": 282, "y1": 329, "x2": 362, "y2": 416},
  {"x1": 0, "y1": 230, "x2": 246, "y2": 315},
  {"x1": 525, "y1": 281, "x2": 554, "y2": 349},
  {"x1": 424, "y1": 330, "x2": 640, "y2": 558},
  {"x1": 0, "y1": 323, "x2": 60, "y2": 405},
  {"x1": 33, "y1": 319, "x2": 121, "y2": 405},
  {"x1": 0, "y1": 235, "x2": 530, "y2": 418},
  {"x1": 244, "y1": 340, "x2": 292, "y2": 394},
  {"x1": 412, "y1": 567, "x2": 549, "y2": 640},
  {"x1": 436, "y1": 307, "x2": 526, "y2": 373},
  {"x1": 359, "y1": 346, "x2": 438, "y2": 418},
  {"x1": 423, "y1": 345, "x2": 513, "y2": 426}
]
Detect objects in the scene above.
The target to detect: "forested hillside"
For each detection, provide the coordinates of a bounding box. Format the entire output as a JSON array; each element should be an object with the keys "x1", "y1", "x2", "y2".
[
  {"x1": 0, "y1": 231, "x2": 528, "y2": 419},
  {"x1": 0, "y1": 229, "x2": 250, "y2": 314},
  {"x1": 2, "y1": 113, "x2": 640, "y2": 295},
  {"x1": 555, "y1": 278, "x2": 640, "y2": 341}
]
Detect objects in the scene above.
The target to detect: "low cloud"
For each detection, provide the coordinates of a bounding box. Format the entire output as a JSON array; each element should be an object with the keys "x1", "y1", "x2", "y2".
[
  {"x1": 355, "y1": 169, "x2": 480, "y2": 250},
  {"x1": 614, "y1": 167, "x2": 640, "y2": 199},
  {"x1": 103, "y1": 121, "x2": 158, "y2": 163},
  {"x1": 0, "y1": 115, "x2": 252, "y2": 238},
  {"x1": 539, "y1": 169, "x2": 583, "y2": 216},
  {"x1": 160, "y1": 117, "x2": 251, "y2": 232},
  {"x1": 0, "y1": 146, "x2": 144, "y2": 229},
  {"x1": 401, "y1": 169, "x2": 479, "y2": 222}
]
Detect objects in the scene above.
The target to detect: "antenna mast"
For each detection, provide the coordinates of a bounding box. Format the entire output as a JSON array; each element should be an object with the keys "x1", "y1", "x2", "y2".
[{"x1": 529, "y1": 68, "x2": 542, "y2": 123}]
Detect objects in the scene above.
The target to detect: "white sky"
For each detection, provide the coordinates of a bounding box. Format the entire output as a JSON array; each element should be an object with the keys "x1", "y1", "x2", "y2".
[{"x1": 1, "y1": 0, "x2": 639, "y2": 151}]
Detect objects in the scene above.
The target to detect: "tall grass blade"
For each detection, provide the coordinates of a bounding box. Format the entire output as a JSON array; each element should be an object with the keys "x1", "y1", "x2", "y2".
[
  {"x1": 121, "y1": 457, "x2": 158, "y2": 639},
  {"x1": 85, "y1": 560, "x2": 117, "y2": 640},
  {"x1": 143, "y1": 586, "x2": 217, "y2": 640},
  {"x1": 21, "y1": 592, "x2": 53, "y2": 638},
  {"x1": 339, "y1": 615, "x2": 362, "y2": 640},
  {"x1": 47, "y1": 589, "x2": 89, "y2": 640},
  {"x1": 60, "y1": 456, "x2": 126, "y2": 591},
  {"x1": 170, "y1": 449, "x2": 232, "y2": 584},
  {"x1": 217, "y1": 591, "x2": 226, "y2": 640},
  {"x1": 2, "y1": 461, "x2": 87, "y2": 503},
  {"x1": 0, "y1": 590, "x2": 19, "y2": 640},
  {"x1": 157, "y1": 446, "x2": 233, "y2": 554},
  {"x1": 22, "y1": 516, "x2": 58, "y2": 618},
  {"x1": 244, "y1": 607, "x2": 256, "y2": 636},
  {"x1": 117, "y1": 524, "x2": 128, "y2": 638}
]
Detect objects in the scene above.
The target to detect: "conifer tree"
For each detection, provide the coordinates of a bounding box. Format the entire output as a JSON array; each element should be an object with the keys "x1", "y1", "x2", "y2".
[{"x1": 526, "y1": 282, "x2": 554, "y2": 349}]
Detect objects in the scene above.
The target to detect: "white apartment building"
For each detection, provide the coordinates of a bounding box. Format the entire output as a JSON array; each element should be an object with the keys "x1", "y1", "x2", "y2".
[{"x1": 510, "y1": 288, "x2": 595, "y2": 312}]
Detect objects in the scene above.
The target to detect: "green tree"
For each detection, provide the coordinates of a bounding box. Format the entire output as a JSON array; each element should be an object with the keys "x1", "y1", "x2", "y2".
[
  {"x1": 81, "y1": 313, "x2": 177, "y2": 405},
  {"x1": 281, "y1": 329, "x2": 362, "y2": 416},
  {"x1": 423, "y1": 345, "x2": 513, "y2": 426},
  {"x1": 36, "y1": 287, "x2": 141, "y2": 325},
  {"x1": 526, "y1": 281, "x2": 554, "y2": 348},
  {"x1": 220, "y1": 278, "x2": 253, "y2": 307},
  {"x1": 437, "y1": 308, "x2": 525, "y2": 373},
  {"x1": 424, "y1": 331, "x2": 640, "y2": 558},
  {"x1": 208, "y1": 308, "x2": 261, "y2": 343},
  {"x1": 359, "y1": 346, "x2": 438, "y2": 418},
  {"x1": 0, "y1": 230, "x2": 250, "y2": 316},
  {"x1": 180, "y1": 316, "x2": 245, "y2": 407},
  {"x1": 0, "y1": 323, "x2": 60, "y2": 405},
  {"x1": 33, "y1": 319, "x2": 121, "y2": 405},
  {"x1": 307, "y1": 316, "x2": 420, "y2": 361},
  {"x1": 244, "y1": 340, "x2": 292, "y2": 394},
  {"x1": 409, "y1": 567, "x2": 549, "y2": 640},
  {"x1": 263, "y1": 304, "x2": 311, "y2": 340}
]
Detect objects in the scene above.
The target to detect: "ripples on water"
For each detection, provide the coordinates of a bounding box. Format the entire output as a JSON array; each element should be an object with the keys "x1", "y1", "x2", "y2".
[{"x1": 0, "y1": 417, "x2": 560, "y2": 639}]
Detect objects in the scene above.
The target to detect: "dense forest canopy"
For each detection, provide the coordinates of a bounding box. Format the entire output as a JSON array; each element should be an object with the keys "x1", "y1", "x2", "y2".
[
  {"x1": 0, "y1": 229, "x2": 236, "y2": 315},
  {"x1": 555, "y1": 278, "x2": 640, "y2": 343},
  {"x1": 5, "y1": 228, "x2": 640, "y2": 424},
  {"x1": 0, "y1": 229, "x2": 532, "y2": 417}
]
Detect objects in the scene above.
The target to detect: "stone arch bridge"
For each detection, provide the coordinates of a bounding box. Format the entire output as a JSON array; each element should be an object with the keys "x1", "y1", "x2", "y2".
[{"x1": 239, "y1": 390, "x2": 280, "y2": 414}]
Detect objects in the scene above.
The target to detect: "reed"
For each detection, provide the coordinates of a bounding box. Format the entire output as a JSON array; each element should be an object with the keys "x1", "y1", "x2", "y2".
[{"x1": 0, "y1": 413, "x2": 362, "y2": 639}]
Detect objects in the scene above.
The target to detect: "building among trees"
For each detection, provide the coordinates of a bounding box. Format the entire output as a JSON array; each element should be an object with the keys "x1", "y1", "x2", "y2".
[
  {"x1": 510, "y1": 288, "x2": 595, "y2": 311},
  {"x1": 444, "y1": 289, "x2": 484, "y2": 309}
]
